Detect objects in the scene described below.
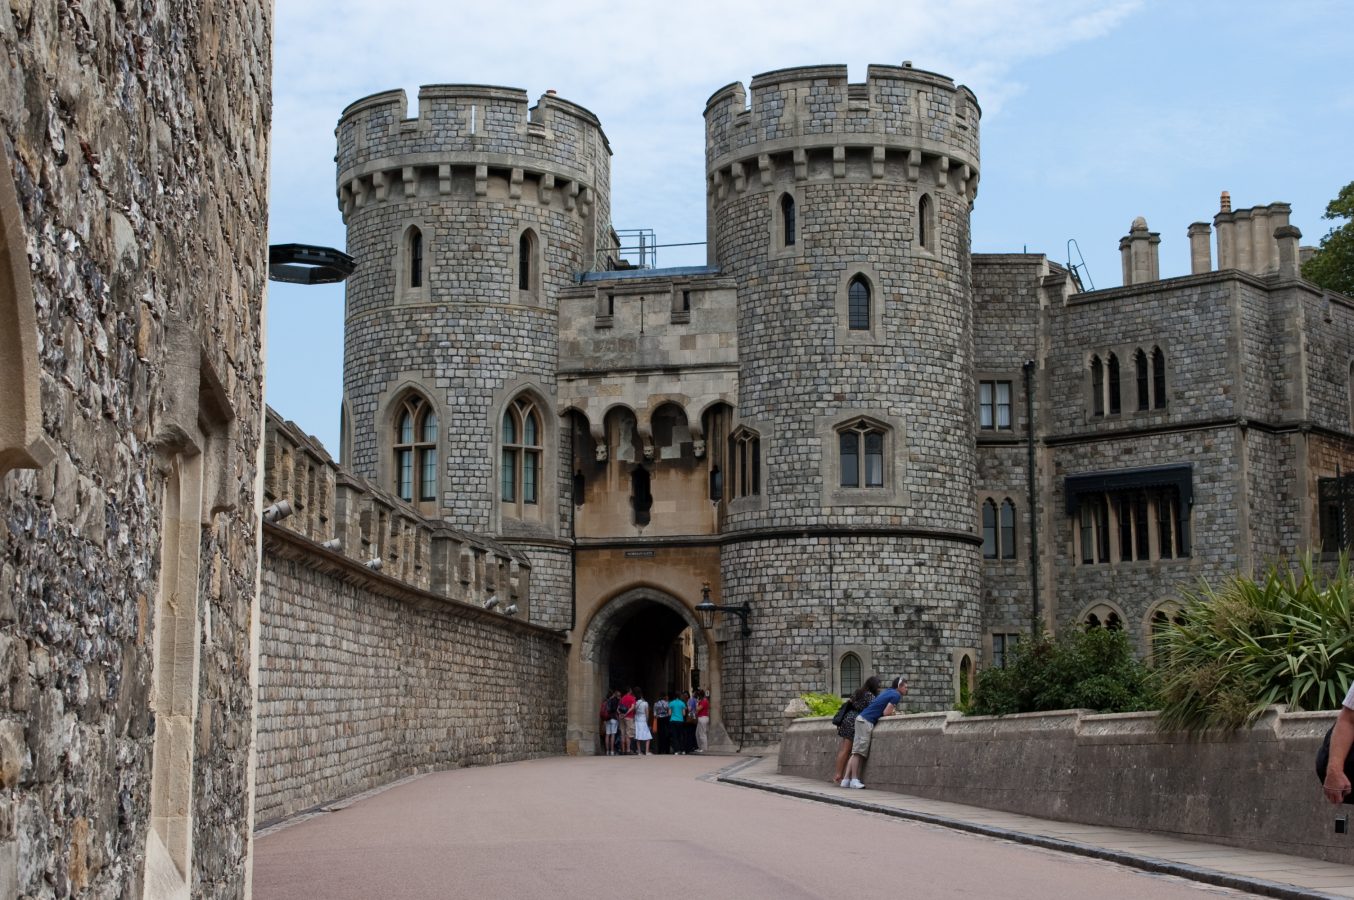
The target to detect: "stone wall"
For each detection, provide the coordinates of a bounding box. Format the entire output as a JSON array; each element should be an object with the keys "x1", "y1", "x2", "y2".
[
  {"x1": 0, "y1": 2, "x2": 271, "y2": 898},
  {"x1": 256, "y1": 410, "x2": 566, "y2": 825},
  {"x1": 779, "y1": 708, "x2": 1349, "y2": 864},
  {"x1": 255, "y1": 532, "x2": 567, "y2": 826}
]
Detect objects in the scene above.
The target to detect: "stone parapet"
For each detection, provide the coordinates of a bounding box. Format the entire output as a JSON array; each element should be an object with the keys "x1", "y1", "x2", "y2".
[
  {"x1": 705, "y1": 63, "x2": 979, "y2": 203},
  {"x1": 779, "y1": 707, "x2": 1346, "y2": 863},
  {"x1": 263, "y1": 409, "x2": 530, "y2": 607},
  {"x1": 336, "y1": 85, "x2": 610, "y2": 226}
]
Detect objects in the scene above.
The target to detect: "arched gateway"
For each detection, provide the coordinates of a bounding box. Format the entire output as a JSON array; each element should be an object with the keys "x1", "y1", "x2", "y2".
[{"x1": 571, "y1": 586, "x2": 728, "y2": 755}]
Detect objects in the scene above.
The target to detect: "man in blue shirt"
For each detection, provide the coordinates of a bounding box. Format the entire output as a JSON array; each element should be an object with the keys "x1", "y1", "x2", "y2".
[{"x1": 841, "y1": 676, "x2": 906, "y2": 789}]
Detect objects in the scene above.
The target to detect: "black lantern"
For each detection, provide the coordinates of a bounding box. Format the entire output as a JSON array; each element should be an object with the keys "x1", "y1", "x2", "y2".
[{"x1": 694, "y1": 582, "x2": 750, "y2": 636}]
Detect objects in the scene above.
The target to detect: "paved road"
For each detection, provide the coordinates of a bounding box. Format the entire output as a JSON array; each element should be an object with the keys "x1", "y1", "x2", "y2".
[{"x1": 252, "y1": 755, "x2": 1260, "y2": 900}]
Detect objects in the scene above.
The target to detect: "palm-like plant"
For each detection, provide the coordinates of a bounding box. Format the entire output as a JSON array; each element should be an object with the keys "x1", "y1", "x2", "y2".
[{"x1": 1156, "y1": 555, "x2": 1354, "y2": 731}]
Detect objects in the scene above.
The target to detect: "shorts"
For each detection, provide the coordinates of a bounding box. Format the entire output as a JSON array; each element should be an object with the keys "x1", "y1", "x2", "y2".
[
  {"x1": 604, "y1": 719, "x2": 618, "y2": 735},
  {"x1": 624, "y1": 717, "x2": 636, "y2": 739},
  {"x1": 851, "y1": 718, "x2": 875, "y2": 758}
]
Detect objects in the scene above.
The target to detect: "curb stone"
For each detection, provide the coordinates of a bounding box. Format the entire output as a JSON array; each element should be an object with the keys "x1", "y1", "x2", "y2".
[{"x1": 717, "y1": 767, "x2": 1339, "y2": 900}]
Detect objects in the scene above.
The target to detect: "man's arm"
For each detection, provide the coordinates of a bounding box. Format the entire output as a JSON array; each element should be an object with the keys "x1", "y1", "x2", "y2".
[{"x1": 1326, "y1": 706, "x2": 1354, "y2": 805}]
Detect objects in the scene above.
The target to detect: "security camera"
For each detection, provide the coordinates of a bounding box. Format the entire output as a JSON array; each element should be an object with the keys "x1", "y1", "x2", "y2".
[
  {"x1": 365, "y1": 557, "x2": 383, "y2": 571},
  {"x1": 262, "y1": 500, "x2": 294, "y2": 523},
  {"x1": 503, "y1": 604, "x2": 519, "y2": 616},
  {"x1": 320, "y1": 539, "x2": 342, "y2": 551},
  {"x1": 483, "y1": 595, "x2": 499, "y2": 610}
]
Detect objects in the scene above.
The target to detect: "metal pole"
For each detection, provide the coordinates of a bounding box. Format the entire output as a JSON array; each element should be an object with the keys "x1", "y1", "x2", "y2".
[{"x1": 1023, "y1": 360, "x2": 1040, "y2": 636}]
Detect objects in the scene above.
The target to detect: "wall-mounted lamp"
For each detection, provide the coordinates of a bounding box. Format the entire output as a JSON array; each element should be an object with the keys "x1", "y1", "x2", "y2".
[
  {"x1": 694, "y1": 581, "x2": 750, "y2": 637},
  {"x1": 320, "y1": 538, "x2": 342, "y2": 551},
  {"x1": 503, "y1": 604, "x2": 519, "y2": 616},
  {"x1": 263, "y1": 500, "x2": 294, "y2": 524},
  {"x1": 483, "y1": 595, "x2": 500, "y2": 610},
  {"x1": 365, "y1": 557, "x2": 383, "y2": 571},
  {"x1": 268, "y1": 244, "x2": 356, "y2": 285}
]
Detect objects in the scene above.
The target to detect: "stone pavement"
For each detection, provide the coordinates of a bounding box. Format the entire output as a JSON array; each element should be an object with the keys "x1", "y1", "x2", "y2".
[
  {"x1": 721, "y1": 755, "x2": 1354, "y2": 900},
  {"x1": 254, "y1": 753, "x2": 1297, "y2": 899}
]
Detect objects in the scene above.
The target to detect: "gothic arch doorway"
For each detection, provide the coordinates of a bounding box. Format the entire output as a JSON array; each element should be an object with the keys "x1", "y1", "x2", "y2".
[{"x1": 577, "y1": 586, "x2": 725, "y2": 755}]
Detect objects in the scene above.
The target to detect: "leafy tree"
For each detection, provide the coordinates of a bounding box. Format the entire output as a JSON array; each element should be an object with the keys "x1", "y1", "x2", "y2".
[
  {"x1": 966, "y1": 626, "x2": 1157, "y2": 716},
  {"x1": 1155, "y1": 555, "x2": 1354, "y2": 732},
  {"x1": 1302, "y1": 181, "x2": 1354, "y2": 296}
]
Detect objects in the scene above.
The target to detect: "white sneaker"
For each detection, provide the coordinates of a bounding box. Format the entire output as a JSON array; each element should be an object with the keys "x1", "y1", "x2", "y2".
[
  {"x1": 848, "y1": 779, "x2": 865, "y2": 790},
  {"x1": 839, "y1": 778, "x2": 851, "y2": 788}
]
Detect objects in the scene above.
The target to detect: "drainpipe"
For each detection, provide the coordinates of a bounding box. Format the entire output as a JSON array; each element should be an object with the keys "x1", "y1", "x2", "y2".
[{"x1": 1023, "y1": 359, "x2": 1040, "y2": 636}]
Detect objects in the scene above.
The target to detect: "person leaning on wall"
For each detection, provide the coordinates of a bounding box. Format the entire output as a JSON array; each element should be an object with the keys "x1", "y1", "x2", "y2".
[{"x1": 1323, "y1": 685, "x2": 1354, "y2": 804}]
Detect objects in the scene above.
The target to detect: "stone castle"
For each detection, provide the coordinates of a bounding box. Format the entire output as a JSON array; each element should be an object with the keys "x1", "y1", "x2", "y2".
[
  {"x1": 2, "y1": 4, "x2": 1352, "y2": 892},
  {"x1": 332, "y1": 64, "x2": 1354, "y2": 753}
]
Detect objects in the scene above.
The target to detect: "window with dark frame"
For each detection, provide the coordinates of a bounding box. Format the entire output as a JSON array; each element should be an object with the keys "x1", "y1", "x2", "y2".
[
  {"x1": 731, "y1": 428, "x2": 761, "y2": 498},
  {"x1": 838, "y1": 419, "x2": 885, "y2": 488},
  {"x1": 501, "y1": 396, "x2": 543, "y2": 512},
  {"x1": 979, "y1": 380, "x2": 1012, "y2": 430},
  {"x1": 1107, "y1": 352, "x2": 1121, "y2": 415},
  {"x1": 781, "y1": 193, "x2": 796, "y2": 247},
  {"x1": 518, "y1": 230, "x2": 536, "y2": 292},
  {"x1": 1135, "y1": 349, "x2": 1149, "y2": 411},
  {"x1": 839, "y1": 652, "x2": 861, "y2": 697},
  {"x1": 394, "y1": 393, "x2": 438, "y2": 504},
  {"x1": 992, "y1": 632, "x2": 1020, "y2": 669},
  {"x1": 1152, "y1": 346, "x2": 1167, "y2": 408},
  {"x1": 409, "y1": 227, "x2": 423, "y2": 289},
  {"x1": 847, "y1": 276, "x2": 871, "y2": 331},
  {"x1": 1091, "y1": 355, "x2": 1104, "y2": 417}
]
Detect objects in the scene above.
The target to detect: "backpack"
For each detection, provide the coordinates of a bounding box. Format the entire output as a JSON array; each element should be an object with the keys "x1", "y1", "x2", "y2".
[
  {"x1": 600, "y1": 700, "x2": 611, "y2": 721},
  {"x1": 831, "y1": 702, "x2": 852, "y2": 728}
]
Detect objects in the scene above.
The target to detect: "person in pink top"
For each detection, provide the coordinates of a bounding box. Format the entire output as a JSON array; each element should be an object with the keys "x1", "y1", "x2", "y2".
[
  {"x1": 695, "y1": 691, "x2": 711, "y2": 753},
  {"x1": 619, "y1": 688, "x2": 637, "y2": 755}
]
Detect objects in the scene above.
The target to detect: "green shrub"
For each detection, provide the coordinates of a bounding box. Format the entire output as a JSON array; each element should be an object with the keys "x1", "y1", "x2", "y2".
[
  {"x1": 967, "y1": 627, "x2": 1157, "y2": 716},
  {"x1": 1156, "y1": 555, "x2": 1354, "y2": 731},
  {"x1": 800, "y1": 691, "x2": 844, "y2": 717}
]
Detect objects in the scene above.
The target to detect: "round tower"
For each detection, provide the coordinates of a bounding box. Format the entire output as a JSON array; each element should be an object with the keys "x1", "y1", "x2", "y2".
[
  {"x1": 337, "y1": 85, "x2": 612, "y2": 629},
  {"x1": 704, "y1": 64, "x2": 982, "y2": 739}
]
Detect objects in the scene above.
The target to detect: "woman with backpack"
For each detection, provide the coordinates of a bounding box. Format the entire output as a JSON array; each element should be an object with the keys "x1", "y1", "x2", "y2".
[{"x1": 831, "y1": 675, "x2": 881, "y2": 785}]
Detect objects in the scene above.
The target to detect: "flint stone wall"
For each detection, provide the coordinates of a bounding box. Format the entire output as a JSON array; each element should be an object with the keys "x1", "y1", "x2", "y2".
[
  {"x1": 255, "y1": 530, "x2": 568, "y2": 826},
  {"x1": 1, "y1": 2, "x2": 271, "y2": 898},
  {"x1": 779, "y1": 707, "x2": 1347, "y2": 863}
]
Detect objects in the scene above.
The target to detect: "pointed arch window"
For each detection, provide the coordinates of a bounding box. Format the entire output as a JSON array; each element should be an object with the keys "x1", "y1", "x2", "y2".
[
  {"x1": 847, "y1": 276, "x2": 871, "y2": 331},
  {"x1": 981, "y1": 499, "x2": 998, "y2": 559},
  {"x1": 731, "y1": 427, "x2": 761, "y2": 497},
  {"x1": 918, "y1": 193, "x2": 935, "y2": 251},
  {"x1": 982, "y1": 498, "x2": 1018, "y2": 559},
  {"x1": 1090, "y1": 355, "x2": 1104, "y2": 417},
  {"x1": 839, "y1": 652, "x2": 862, "y2": 697},
  {"x1": 393, "y1": 393, "x2": 438, "y2": 505},
  {"x1": 1135, "y1": 349, "x2": 1149, "y2": 411},
  {"x1": 1107, "y1": 352, "x2": 1121, "y2": 415},
  {"x1": 838, "y1": 419, "x2": 885, "y2": 488},
  {"x1": 1152, "y1": 346, "x2": 1167, "y2": 408},
  {"x1": 501, "y1": 396, "x2": 543, "y2": 516},
  {"x1": 409, "y1": 227, "x2": 423, "y2": 288},
  {"x1": 781, "y1": 193, "x2": 796, "y2": 247},
  {"x1": 518, "y1": 229, "x2": 538, "y2": 293}
]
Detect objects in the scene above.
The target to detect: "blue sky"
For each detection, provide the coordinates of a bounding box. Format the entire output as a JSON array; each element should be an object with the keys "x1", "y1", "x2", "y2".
[{"x1": 266, "y1": 0, "x2": 1353, "y2": 455}]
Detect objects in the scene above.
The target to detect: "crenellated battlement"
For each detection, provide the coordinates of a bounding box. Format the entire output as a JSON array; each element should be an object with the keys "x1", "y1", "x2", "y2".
[
  {"x1": 336, "y1": 83, "x2": 611, "y2": 223},
  {"x1": 262, "y1": 409, "x2": 530, "y2": 607},
  {"x1": 704, "y1": 63, "x2": 980, "y2": 203}
]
